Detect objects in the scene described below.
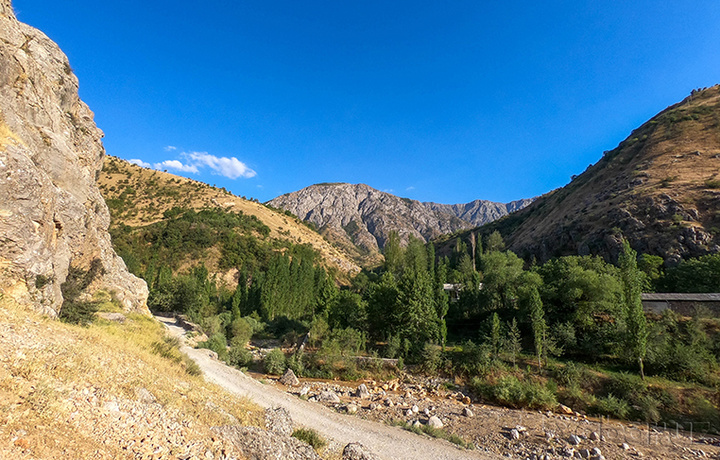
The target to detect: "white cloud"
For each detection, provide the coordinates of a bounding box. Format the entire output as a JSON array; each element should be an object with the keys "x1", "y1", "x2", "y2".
[
  {"x1": 185, "y1": 151, "x2": 256, "y2": 179},
  {"x1": 406, "y1": 186, "x2": 415, "y2": 191},
  {"x1": 164, "y1": 145, "x2": 177, "y2": 151},
  {"x1": 128, "y1": 158, "x2": 151, "y2": 168},
  {"x1": 153, "y1": 159, "x2": 199, "y2": 173}
]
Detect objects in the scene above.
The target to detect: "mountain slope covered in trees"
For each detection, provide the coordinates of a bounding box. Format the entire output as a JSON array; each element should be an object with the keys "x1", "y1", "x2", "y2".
[{"x1": 451, "y1": 85, "x2": 720, "y2": 265}]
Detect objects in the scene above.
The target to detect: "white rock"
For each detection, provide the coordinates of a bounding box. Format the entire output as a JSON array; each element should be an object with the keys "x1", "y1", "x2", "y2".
[{"x1": 427, "y1": 416, "x2": 443, "y2": 429}]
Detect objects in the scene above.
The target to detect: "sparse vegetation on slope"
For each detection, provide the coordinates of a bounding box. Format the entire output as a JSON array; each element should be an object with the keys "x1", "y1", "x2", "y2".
[
  {"x1": 0, "y1": 294, "x2": 262, "y2": 459},
  {"x1": 444, "y1": 85, "x2": 720, "y2": 265}
]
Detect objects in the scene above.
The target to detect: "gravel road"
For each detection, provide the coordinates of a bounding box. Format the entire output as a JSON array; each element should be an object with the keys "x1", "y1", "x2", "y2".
[{"x1": 158, "y1": 316, "x2": 498, "y2": 460}]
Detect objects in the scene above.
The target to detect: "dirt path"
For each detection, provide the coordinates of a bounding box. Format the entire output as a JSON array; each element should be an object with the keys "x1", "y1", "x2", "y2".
[{"x1": 157, "y1": 316, "x2": 496, "y2": 460}]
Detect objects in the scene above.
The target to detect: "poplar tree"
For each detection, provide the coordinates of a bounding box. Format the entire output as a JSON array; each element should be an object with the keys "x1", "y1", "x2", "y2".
[
  {"x1": 619, "y1": 240, "x2": 647, "y2": 379},
  {"x1": 528, "y1": 286, "x2": 546, "y2": 368}
]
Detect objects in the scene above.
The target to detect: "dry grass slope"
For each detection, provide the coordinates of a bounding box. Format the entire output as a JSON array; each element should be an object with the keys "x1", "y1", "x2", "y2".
[
  {"x1": 98, "y1": 156, "x2": 360, "y2": 281},
  {"x1": 0, "y1": 293, "x2": 263, "y2": 459}
]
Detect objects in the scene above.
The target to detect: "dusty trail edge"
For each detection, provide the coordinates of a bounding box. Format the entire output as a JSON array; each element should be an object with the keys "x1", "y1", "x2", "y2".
[{"x1": 157, "y1": 316, "x2": 498, "y2": 460}]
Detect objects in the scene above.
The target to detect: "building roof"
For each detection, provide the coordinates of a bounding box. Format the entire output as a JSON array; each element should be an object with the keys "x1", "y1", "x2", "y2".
[{"x1": 641, "y1": 293, "x2": 720, "y2": 302}]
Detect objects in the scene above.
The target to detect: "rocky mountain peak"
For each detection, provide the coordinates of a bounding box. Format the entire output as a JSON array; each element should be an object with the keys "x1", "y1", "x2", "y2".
[
  {"x1": 268, "y1": 183, "x2": 532, "y2": 265},
  {"x1": 0, "y1": 3, "x2": 148, "y2": 315}
]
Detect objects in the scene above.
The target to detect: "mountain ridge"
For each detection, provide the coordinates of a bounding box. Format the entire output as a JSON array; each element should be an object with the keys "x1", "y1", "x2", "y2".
[
  {"x1": 445, "y1": 85, "x2": 720, "y2": 264},
  {"x1": 267, "y1": 183, "x2": 533, "y2": 265}
]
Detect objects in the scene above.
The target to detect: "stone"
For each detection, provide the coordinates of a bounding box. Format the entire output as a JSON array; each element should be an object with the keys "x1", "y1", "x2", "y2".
[
  {"x1": 214, "y1": 426, "x2": 320, "y2": 460},
  {"x1": 412, "y1": 420, "x2": 422, "y2": 429},
  {"x1": 588, "y1": 432, "x2": 600, "y2": 441},
  {"x1": 621, "y1": 443, "x2": 630, "y2": 451},
  {"x1": 590, "y1": 448, "x2": 601, "y2": 456},
  {"x1": 0, "y1": 2, "x2": 148, "y2": 316},
  {"x1": 384, "y1": 398, "x2": 393, "y2": 407},
  {"x1": 346, "y1": 404, "x2": 358, "y2": 414},
  {"x1": 318, "y1": 390, "x2": 340, "y2": 403},
  {"x1": 279, "y1": 368, "x2": 300, "y2": 386},
  {"x1": 405, "y1": 409, "x2": 413, "y2": 417},
  {"x1": 299, "y1": 386, "x2": 310, "y2": 396},
  {"x1": 264, "y1": 407, "x2": 293, "y2": 436},
  {"x1": 356, "y1": 384, "x2": 370, "y2": 399},
  {"x1": 579, "y1": 448, "x2": 590, "y2": 458},
  {"x1": 568, "y1": 434, "x2": 582, "y2": 446},
  {"x1": 135, "y1": 388, "x2": 156, "y2": 404},
  {"x1": 461, "y1": 396, "x2": 471, "y2": 405},
  {"x1": 423, "y1": 408, "x2": 431, "y2": 416},
  {"x1": 559, "y1": 404, "x2": 574, "y2": 415},
  {"x1": 411, "y1": 404, "x2": 419, "y2": 413},
  {"x1": 427, "y1": 416, "x2": 443, "y2": 429},
  {"x1": 510, "y1": 429, "x2": 520, "y2": 441},
  {"x1": 462, "y1": 407, "x2": 474, "y2": 417},
  {"x1": 342, "y1": 442, "x2": 380, "y2": 460}
]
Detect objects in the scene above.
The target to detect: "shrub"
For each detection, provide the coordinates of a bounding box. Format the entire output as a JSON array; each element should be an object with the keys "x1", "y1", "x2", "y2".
[
  {"x1": 589, "y1": 394, "x2": 631, "y2": 419},
  {"x1": 198, "y1": 333, "x2": 228, "y2": 361},
  {"x1": 264, "y1": 348, "x2": 286, "y2": 375},
  {"x1": 292, "y1": 428, "x2": 326, "y2": 451},
  {"x1": 229, "y1": 317, "x2": 253, "y2": 347},
  {"x1": 419, "y1": 343, "x2": 443, "y2": 375},
  {"x1": 227, "y1": 346, "x2": 252, "y2": 368},
  {"x1": 471, "y1": 375, "x2": 557, "y2": 410}
]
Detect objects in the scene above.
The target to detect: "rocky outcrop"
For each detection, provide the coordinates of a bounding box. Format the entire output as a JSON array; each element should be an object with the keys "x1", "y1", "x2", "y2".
[
  {"x1": 268, "y1": 183, "x2": 532, "y2": 253},
  {"x1": 0, "y1": 1, "x2": 148, "y2": 316}
]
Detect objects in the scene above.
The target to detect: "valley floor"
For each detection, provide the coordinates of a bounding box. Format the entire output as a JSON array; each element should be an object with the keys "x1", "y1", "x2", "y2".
[{"x1": 160, "y1": 316, "x2": 720, "y2": 460}]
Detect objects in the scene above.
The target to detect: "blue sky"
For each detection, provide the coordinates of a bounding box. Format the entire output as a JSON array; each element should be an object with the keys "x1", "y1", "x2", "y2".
[{"x1": 14, "y1": 1, "x2": 720, "y2": 204}]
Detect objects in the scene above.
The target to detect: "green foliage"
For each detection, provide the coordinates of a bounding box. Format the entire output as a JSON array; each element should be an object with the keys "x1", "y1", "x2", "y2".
[
  {"x1": 264, "y1": 348, "x2": 286, "y2": 375},
  {"x1": 619, "y1": 240, "x2": 647, "y2": 377},
  {"x1": 419, "y1": 342, "x2": 443, "y2": 375},
  {"x1": 227, "y1": 345, "x2": 253, "y2": 368},
  {"x1": 59, "y1": 259, "x2": 105, "y2": 325},
  {"x1": 291, "y1": 428, "x2": 326, "y2": 451},
  {"x1": 198, "y1": 333, "x2": 228, "y2": 361},
  {"x1": 471, "y1": 375, "x2": 557, "y2": 410},
  {"x1": 659, "y1": 254, "x2": 720, "y2": 292},
  {"x1": 589, "y1": 394, "x2": 631, "y2": 419}
]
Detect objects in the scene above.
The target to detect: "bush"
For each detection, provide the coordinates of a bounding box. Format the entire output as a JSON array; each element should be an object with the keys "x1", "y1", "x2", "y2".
[
  {"x1": 198, "y1": 333, "x2": 228, "y2": 361},
  {"x1": 589, "y1": 394, "x2": 631, "y2": 419},
  {"x1": 471, "y1": 375, "x2": 557, "y2": 410},
  {"x1": 227, "y1": 345, "x2": 252, "y2": 368},
  {"x1": 229, "y1": 317, "x2": 253, "y2": 347},
  {"x1": 292, "y1": 428, "x2": 326, "y2": 451},
  {"x1": 419, "y1": 343, "x2": 443, "y2": 375},
  {"x1": 264, "y1": 348, "x2": 286, "y2": 375},
  {"x1": 605, "y1": 372, "x2": 647, "y2": 403}
]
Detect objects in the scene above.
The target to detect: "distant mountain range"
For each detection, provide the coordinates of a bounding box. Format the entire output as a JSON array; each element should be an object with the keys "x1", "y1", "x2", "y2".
[
  {"x1": 268, "y1": 183, "x2": 533, "y2": 265},
  {"x1": 442, "y1": 85, "x2": 720, "y2": 265}
]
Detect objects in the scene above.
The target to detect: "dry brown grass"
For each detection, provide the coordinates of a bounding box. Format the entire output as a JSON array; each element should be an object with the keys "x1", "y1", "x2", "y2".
[{"x1": 0, "y1": 294, "x2": 262, "y2": 459}]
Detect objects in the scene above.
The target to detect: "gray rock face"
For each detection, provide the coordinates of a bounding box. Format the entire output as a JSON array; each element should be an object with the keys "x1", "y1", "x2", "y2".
[
  {"x1": 0, "y1": 1, "x2": 148, "y2": 316},
  {"x1": 280, "y1": 368, "x2": 300, "y2": 386},
  {"x1": 342, "y1": 442, "x2": 380, "y2": 460},
  {"x1": 213, "y1": 425, "x2": 321, "y2": 460},
  {"x1": 265, "y1": 407, "x2": 293, "y2": 437},
  {"x1": 268, "y1": 183, "x2": 533, "y2": 252}
]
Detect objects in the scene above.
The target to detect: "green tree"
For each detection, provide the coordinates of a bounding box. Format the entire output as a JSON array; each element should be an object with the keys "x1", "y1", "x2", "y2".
[
  {"x1": 528, "y1": 285, "x2": 546, "y2": 368},
  {"x1": 490, "y1": 312, "x2": 502, "y2": 360},
  {"x1": 504, "y1": 318, "x2": 522, "y2": 367},
  {"x1": 485, "y1": 230, "x2": 505, "y2": 253},
  {"x1": 383, "y1": 231, "x2": 403, "y2": 275},
  {"x1": 619, "y1": 240, "x2": 648, "y2": 379}
]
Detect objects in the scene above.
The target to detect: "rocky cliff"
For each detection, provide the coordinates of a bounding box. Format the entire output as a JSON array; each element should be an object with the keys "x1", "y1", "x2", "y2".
[
  {"x1": 267, "y1": 183, "x2": 533, "y2": 259},
  {"x1": 0, "y1": 1, "x2": 148, "y2": 316}
]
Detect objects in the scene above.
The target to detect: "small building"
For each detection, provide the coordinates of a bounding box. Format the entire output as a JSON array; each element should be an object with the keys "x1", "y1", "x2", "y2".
[{"x1": 641, "y1": 293, "x2": 720, "y2": 316}]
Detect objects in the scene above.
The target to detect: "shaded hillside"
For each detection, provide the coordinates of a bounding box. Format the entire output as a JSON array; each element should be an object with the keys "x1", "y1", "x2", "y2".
[
  {"x1": 98, "y1": 157, "x2": 360, "y2": 281},
  {"x1": 267, "y1": 183, "x2": 532, "y2": 266},
  {"x1": 446, "y1": 85, "x2": 720, "y2": 264}
]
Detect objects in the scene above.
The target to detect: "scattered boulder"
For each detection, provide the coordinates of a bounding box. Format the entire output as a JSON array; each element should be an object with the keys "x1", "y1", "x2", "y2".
[
  {"x1": 299, "y1": 386, "x2": 310, "y2": 397},
  {"x1": 214, "y1": 426, "x2": 320, "y2": 460},
  {"x1": 462, "y1": 407, "x2": 474, "y2": 417},
  {"x1": 342, "y1": 442, "x2": 380, "y2": 460},
  {"x1": 510, "y1": 429, "x2": 520, "y2": 441},
  {"x1": 411, "y1": 405, "x2": 419, "y2": 414},
  {"x1": 318, "y1": 390, "x2": 341, "y2": 403},
  {"x1": 356, "y1": 384, "x2": 371, "y2": 399},
  {"x1": 345, "y1": 404, "x2": 358, "y2": 415},
  {"x1": 559, "y1": 404, "x2": 574, "y2": 415},
  {"x1": 568, "y1": 434, "x2": 582, "y2": 446},
  {"x1": 588, "y1": 431, "x2": 600, "y2": 441},
  {"x1": 280, "y1": 368, "x2": 300, "y2": 386},
  {"x1": 590, "y1": 447, "x2": 602, "y2": 456},
  {"x1": 427, "y1": 416, "x2": 443, "y2": 429},
  {"x1": 264, "y1": 407, "x2": 293, "y2": 436}
]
